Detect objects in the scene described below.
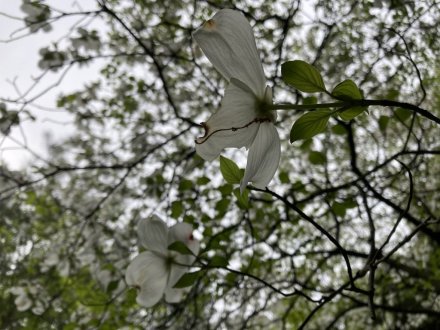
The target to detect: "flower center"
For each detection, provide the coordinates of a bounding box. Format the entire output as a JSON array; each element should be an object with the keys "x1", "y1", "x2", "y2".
[
  {"x1": 166, "y1": 255, "x2": 175, "y2": 269},
  {"x1": 256, "y1": 98, "x2": 275, "y2": 121}
]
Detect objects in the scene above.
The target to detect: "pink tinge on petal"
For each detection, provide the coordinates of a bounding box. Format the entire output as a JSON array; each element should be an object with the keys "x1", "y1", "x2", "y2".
[{"x1": 192, "y1": 9, "x2": 266, "y2": 98}]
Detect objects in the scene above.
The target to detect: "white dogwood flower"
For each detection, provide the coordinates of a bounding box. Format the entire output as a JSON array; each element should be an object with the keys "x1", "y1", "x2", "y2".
[
  {"x1": 125, "y1": 215, "x2": 200, "y2": 307},
  {"x1": 193, "y1": 9, "x2": 281, "y2": 193},
  {"x1": 9, "y1": 287, "x2": 32, "y2": 312}
]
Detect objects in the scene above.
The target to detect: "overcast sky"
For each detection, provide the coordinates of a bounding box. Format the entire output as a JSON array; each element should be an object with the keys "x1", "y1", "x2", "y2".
[{"x1": 0, "y1": 1, "x2": 102, "y2": 170}]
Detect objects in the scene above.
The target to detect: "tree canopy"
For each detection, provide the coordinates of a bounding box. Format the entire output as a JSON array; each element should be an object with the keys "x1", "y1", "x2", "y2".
[{"x1": 1, "y1": 0, "x2": 440, "y2": 329}]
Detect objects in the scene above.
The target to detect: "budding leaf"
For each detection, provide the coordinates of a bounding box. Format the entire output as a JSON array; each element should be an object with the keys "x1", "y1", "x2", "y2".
[
  {"x1": 173, "y1": 271, "x2": 202, "y2": 288},
  {"x1": 168, "y1": 241, "x2": 194, "y2": 255},
  {"x1": 332, "y1": 80, "x2": 367, "y2": 121},
  {"x1": 219, "y1": 156, "x2": 242, "y2": 184},
  {"x1": 290, "y1": 109, "x2": 332, "y2": 142},
  {"x1": 233, "y1": 188, "x2": 249, "y2": 209},
  {"x1": 281, "y1": 60, "x2": 326, "y2": 93},
  {"x1": 331, "y1": 79, "x2": 362, "y2": 100}
]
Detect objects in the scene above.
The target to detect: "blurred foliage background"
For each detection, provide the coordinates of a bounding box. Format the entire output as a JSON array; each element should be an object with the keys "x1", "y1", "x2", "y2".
[{"x1": 1, "y1": 0, "x2": 439, "y2": 329}]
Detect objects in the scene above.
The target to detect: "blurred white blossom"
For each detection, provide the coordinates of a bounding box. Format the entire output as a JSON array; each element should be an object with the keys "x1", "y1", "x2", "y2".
[{"x1": 125, "y1": 215, "x2": 200, "y2": 307}]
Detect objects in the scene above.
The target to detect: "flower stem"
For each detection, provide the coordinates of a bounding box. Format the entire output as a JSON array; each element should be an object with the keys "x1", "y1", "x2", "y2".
[
  {"x1": 270, "y1": 99, "x2": 440, "y2": 125},
  {"x1": 269, "y1": 102, "x2": 345, "y2": 111}
]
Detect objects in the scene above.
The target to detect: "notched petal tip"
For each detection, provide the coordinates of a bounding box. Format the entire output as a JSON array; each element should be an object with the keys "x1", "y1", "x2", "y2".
[{"x1": 203, "y1": 19, "x2": 216, "y2": 30}]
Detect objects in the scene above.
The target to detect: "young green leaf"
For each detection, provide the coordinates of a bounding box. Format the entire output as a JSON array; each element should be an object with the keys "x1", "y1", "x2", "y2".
[
  {"x1": 290, "y1": 109, "x2": 332, "y2": 142},
  {"x1": 209, "y1": 255, "x2": 229, "y2": 267},
  {"x1": 331, "y1": 79, "x2": 362, "y2": 100},
  {"x1": 308, "y1": 151, "x2": 327, "y2": 165},
  {"x1": 331, "y1": 199, "x2": 358, "y2": 217},
  {"x1": 233, "y1": 188, "x2": 249, "y2": 209},
  {"x1": 278, "y1": 171, "x2": 290, "y2": 184},
  {"x1": 171, "y1": 201, "x2": 183, "y2": 219},
  {"x1": 168, "y1": 241, "x2": 194, "y2": 255},
  {"x1": 173, "y1": 270, "x2": 203, "y2": 288},
  {"x1": 219, "y1": 156, "x2": 242, "y2": 184},
  {"x1": 331, "y1": 80, "x2": 367, "y2": 120},
  {"x1": 281, "y1": 60, "x2": 326, "y2": 93},
  {"x1": 331, "y1": 124, "x2": 347, "y2": 135},
  {"x1": 378, "y1": 116, "x2": 390, "y2": 132},
  {"x1": 331, "y1": 201, "x2": 347, "y2": 217},
  {"x1": 338, "y1": 107, "x2": 366, "y2": 121},
  {"x1": 395, "y1": 108, "x2": 412, "y2": 122}
]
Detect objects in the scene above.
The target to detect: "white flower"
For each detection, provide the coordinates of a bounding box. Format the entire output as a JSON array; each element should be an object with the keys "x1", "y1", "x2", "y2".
[
  {"x1": 125, "y1": 215, "x2": 200, "y2": 307},
  {"x1": 193, "y1": 9, "x2": 281, "y2": 193},
  {"x1": 9, "y1": 287, "x2": 32, "y2": 312}
]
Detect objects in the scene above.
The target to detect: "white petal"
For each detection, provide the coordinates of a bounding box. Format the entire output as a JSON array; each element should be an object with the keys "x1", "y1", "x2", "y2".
[
  {"x1": 196, "y1": 79, "x2": 260, "y2": 161},
  {"x1": 164, "y1": 286, "x2": 187, "y2": 304},
  {"x1": 125, "y1": 251, "x2": 166, "y2": 287},
  {"x1": 164, "y1": 223, "x2": 200, "y2": 302},
  {"x1": 9, "y1": 287, "x2": 26, "y2": 296},
  {"x1": 163, "y1": 223, "x2": 200, "y2": 305},
  {"x1": 240, "y1": 122, "x2": 280, "y2": 193},
  {"x1": 168, "y1": 223, "x2": 200, "y2": 257},
  {"x1": 164, "y1": 261, "x2": 189, "y2": 304},
  {"x1": 137, "y1": 215, "x2": 168, "y2": 255},
  {"x1": 125, "y1": 251, "x2": 168, "y2": 307},
  {"x1": 164, "y1": 253, "x2": 196, "y2": 304},
  {"x1": 193, "y1": 9, "x2": 266, "y2": 98},
  {"x1": 15, "y1": 294, "x2": 32, "y2": 312},
  {"x1": 136, "y1": 276, "x2": 167, "y2": 308}
]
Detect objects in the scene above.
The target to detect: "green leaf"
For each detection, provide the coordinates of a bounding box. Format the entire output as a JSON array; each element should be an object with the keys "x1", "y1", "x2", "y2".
[
  {"x1": 308, "y1": 151, "x2": 327, "y2": 165},
  {"x1": 300, "y1": 139, "x2": 313, "y2": 151},
  {"x1": 338, "y1": 107, "x2": 367, "y2": 121},
  {"x1": 106, "y1": 280, "x2": 119, "y2": 294},
  {"x1": 331, "y1": 199, "x2": 358, "y2": 217},
  {"x1": 218, "y1": 184, "x2": 233, "y2": 196},
  {"x1": 173, "y1": 271, "x2": 202, "y2": 288},
  {"x1": 278, "y1": 171, "x2": 290, "y2": 184},
  {"x1": 233, "y1": 188, "x2": 249, "y2": 209},
  {"x1": 331, "y1": 201, "x2": 347, "y2": 217},
  {"x1": 215, "y1": 198, "x2": 231, "y2": 215},
  {"x1": 331, "y1": 79, "x2": 362, "y2": 101},
  {"x1": 196, "y1": 176, "x2": 210, "y2": 185},
  {"x1": 179, "y1": 179, "x2": 193, "y2": 191},
  {"x1": 171, "y1": 201, "x2": 183, "y2": 219},
  {"x1": 303, "y1": 96, "x2": 318, "y2": 105},
  {"x1": 331, "y1": 124, "x2": 347, "y2": 135},
  {"x1": 290, "y1": 109, "x2": 332, "y2": 142},
  {"x1": 281, "y1": 60, "x2": 326, "y2": 93},
  {"x1": 395, "y1": 108, "x2": 412, "y2": 122},
  {"x1": 378, "y1": 116, "x2": 390, "y2": 132},
  {"x1": 168, "y1": 241, "x2": 193, "y2": 255},
  {"x1": 332, "y1": 80, "x2": 367, "y2": 121},
  {"x1": 219, "y1": 156, "x2": 242, "y2": 184},
  {"x1": 342, "y1": 198, "x2": 358, "y2": 209},
  {"x1": 209, "y1": 255, "x2": 229, "y2": 267}
]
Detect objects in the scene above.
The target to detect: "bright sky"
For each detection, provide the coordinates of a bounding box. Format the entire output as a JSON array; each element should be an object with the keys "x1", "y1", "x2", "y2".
[{"x1": 0, "y1": 1, "x2": 102, "y2": 170}]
